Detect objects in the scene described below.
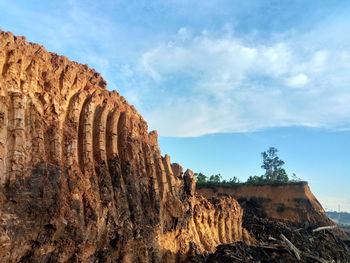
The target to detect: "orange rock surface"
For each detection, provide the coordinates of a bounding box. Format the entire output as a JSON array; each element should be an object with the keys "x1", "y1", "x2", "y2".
[{"x1": 0, "y1": 31, "x2": 250, "y2": 263}]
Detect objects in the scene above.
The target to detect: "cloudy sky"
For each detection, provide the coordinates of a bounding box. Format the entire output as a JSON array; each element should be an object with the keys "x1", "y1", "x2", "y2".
[{"x1": 1, "y1": 0, "x2": 350, "y2": 211}]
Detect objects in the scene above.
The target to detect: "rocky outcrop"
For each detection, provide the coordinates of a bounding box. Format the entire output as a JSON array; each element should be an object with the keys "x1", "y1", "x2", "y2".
[
  {"x1": 197, "y1": 182, "x2": 333, "y2": 226},
  {"x1": 0, "y1": 31, "x2": 250, "y2": 262}
]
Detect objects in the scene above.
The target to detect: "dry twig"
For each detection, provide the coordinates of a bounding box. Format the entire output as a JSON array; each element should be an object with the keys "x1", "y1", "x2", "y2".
[
  {"x1": 312, "y1": 225, "x2": 338, "y2": 233},
  {"x1": 280, "y1": 234, "x2": 301, "y2": 261}
]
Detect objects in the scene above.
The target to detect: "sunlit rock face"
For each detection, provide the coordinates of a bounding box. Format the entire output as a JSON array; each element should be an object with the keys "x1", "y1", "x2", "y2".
[{"x1": 0, "y1": 31, "x2": 250, "y2": 263}]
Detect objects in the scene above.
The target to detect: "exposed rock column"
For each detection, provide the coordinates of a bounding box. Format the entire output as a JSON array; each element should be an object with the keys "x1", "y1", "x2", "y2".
[
  {"x1": 0, "y1": 88, "x2": 8, "y2": 184},
  {"x1": 7, "y1": 92, "x2": 26, "y2": 183}
]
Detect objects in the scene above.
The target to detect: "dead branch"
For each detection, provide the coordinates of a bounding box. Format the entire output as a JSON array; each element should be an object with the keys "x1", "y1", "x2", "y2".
[
  {"x1": 312, "y1": 225, "x2": 338, "y2": 232},
  {"x1": 280, "y1": 234, "x2": 301, "y2": 261},
  {"x1": 259, "y1": 245, "x2": 280, "y2": 250},
  {"x1": 268, "y1": 236, "x2": 277, "y2": 241}
]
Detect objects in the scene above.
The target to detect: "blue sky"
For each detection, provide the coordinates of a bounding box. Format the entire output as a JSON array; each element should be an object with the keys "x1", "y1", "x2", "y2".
[{"x1": 1, "y1": 0, "x2": 350, "y2": 211}]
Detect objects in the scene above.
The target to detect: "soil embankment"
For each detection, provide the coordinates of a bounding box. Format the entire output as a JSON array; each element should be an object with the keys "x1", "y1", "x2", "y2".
[{"x1": 198, "y1": 182, "x2": 333, "y2": 226}]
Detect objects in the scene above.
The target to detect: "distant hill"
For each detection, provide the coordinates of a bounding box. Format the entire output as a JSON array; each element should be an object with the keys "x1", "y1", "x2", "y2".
[{"x1": 327, "y1": 211, "x2": 350, "y2": 225}]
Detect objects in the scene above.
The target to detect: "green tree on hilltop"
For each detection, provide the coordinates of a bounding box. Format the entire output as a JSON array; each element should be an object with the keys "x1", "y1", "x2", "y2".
[
  {"x1": 195, "y1": 147, "x2": 299, "y2": 186},
  {"x1": 261, "y1": 147, "x2": 289, "y2": 182}
]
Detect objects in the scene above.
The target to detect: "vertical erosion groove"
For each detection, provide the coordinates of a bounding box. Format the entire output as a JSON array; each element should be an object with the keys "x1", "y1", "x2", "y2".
[
  {"x1": 162, "y1": 156, "x2": 174, "y2": 195},
  {"x1": 195, "y1": 214, "x2": 210, "y2": 251},
  {"x1": 28, "y1": 100, "x2": 44, "y2": 165},
  {"x1": 7, "y1": 92, "x2": 26, "y2": 183},
  {"x1": 106, "y1": 108, "x2": 120, "y2": 166},
  {"x1": 59, "y1": 68, "x2": 65, "y2": 91},
  {"x1": 233, "y1": 215, "x2": 239, "y2": 240},
  {"x1": 78, "y1": 95, "x2": 93, "y2": 172},
  {"x1": 92, "y1": 105, "x2": 103, "y2": 163},
  {"x1": 211, "y1": 211, "x2": 218, "y2": 244},
  {"x1": 219, "y1": 213, "x2": 226, "y2": 243},
  {"x1": 98, "y1": 105, "x2": 109, "y2": 165},
  {"x1": 116, "y1": 111, "x2": 140, "y2": 232},
  {"x1": 24, "y1": 96, "x2": 32, "y2": 168},
  {"x1": 224, "y1": 216, "x2": 232, "y2": 243},
  {"x1": 190, "y1": 217, "x2": 201, "y2": 247},
  {"x1": 63, "y1": 92, "x2": 82, "y2": 167},
  {"x1": 116, "y1": 111, "x2": 126, "y2": 161},
  {"x1": 208, "y1": 211, "x2": 218, "y2": 244},
  {"x1": 44, "y1": 120, "x2": 61, "y2": 165},
  {"x1": 227, "y1": 214, "x2": 233, "y2": 243},
  {"x1": 59, "y1": 70, "x2": 79, "y2": 165},
  {"x1": 205, "y1": 213, "x2": 215, "y2": 248},
  {"x1": 155, "y1": 156, "x2": 165, "y2": 201},
  {"x1": 0, "y1": 95, "x2": 8, "y2": 184},
  {"x1": 143, "y1": 145, "x2": 160, "y2": 201}
]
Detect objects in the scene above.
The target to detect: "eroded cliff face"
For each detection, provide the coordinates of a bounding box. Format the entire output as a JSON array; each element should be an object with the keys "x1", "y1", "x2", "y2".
[
  {"x1": 197, "y1": 182, "x2": 333, "y2": 226},
  {"x1": 0, "y1": 31, "x2": 250, "y2": 263}
]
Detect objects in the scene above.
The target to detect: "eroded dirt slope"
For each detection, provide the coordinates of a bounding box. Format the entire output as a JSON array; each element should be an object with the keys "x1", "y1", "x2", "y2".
[{"x1": 0, "y1": 31, "x2": 250, "y2": 263}]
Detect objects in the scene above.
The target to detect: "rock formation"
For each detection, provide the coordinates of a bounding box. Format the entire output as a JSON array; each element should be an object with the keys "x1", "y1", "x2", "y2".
[{"x1": 0, "y1": 31, "x2": 250, "y2": 263}]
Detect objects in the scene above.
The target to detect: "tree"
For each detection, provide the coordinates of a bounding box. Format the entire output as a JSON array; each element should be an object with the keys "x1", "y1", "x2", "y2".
[
  {"x1": 246, "y1": 175, "x2": 264, "y2": 184},
  {"x1": 208, "y1": 174, "x2": 222, "y2": 184},
  {"x1": 229, "y1": 176, "x2": 240, "y2": 184},
  {"x1": 276, "y1": 168, "x2": 289, "y2": 182},
  {"x1": 291, "y1": 173, "x2": 300, "y2": 182},
  {"x1": 195, "y1": 172, "x2": 207, "y2": 184},
  {"x1": 261, "y1": 147, "x2": 289, "y2": 182}
]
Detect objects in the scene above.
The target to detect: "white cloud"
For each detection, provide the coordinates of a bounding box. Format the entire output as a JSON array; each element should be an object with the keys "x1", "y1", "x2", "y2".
[
  {"x1": 133, "y1": 27, "x2": 350, "y2": 136},
  {"x1": 4, "y1": 1, "x2": 350, "y2": 137},
  {"x1": 285, "y1": 73, "x2": 309, "y2": 87}
]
